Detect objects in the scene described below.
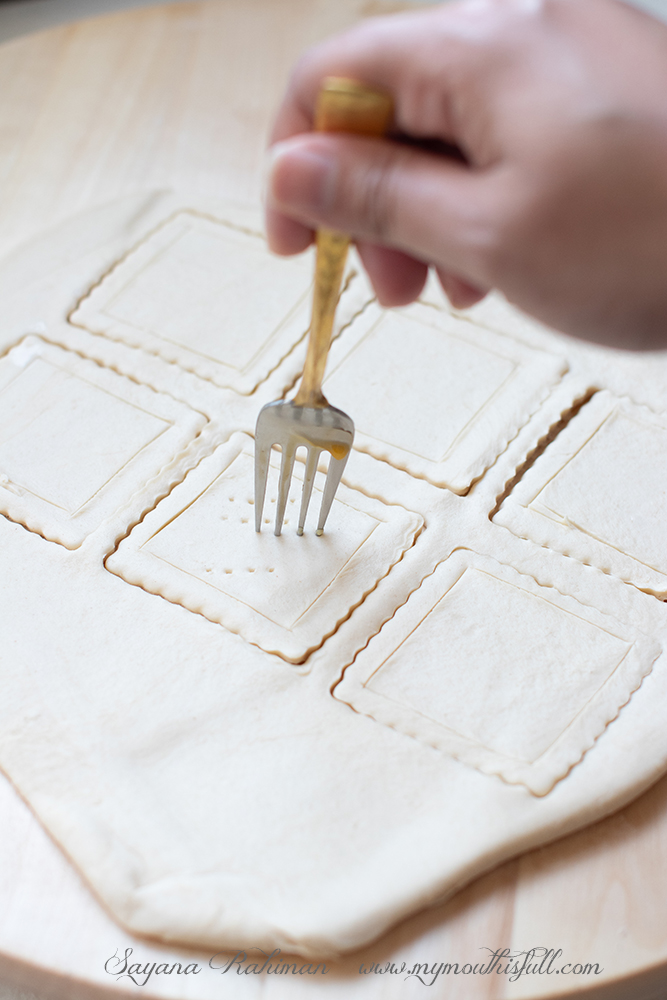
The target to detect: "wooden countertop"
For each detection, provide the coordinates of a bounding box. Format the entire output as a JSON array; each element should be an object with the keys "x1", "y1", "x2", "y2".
[{"x1": 0, "y1": 3, "x2": 666, "y2": 998}]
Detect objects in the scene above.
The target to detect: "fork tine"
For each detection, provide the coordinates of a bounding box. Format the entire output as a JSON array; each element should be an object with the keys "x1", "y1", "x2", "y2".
[
  {"x1": 316, "y1": 450, "x2": 350, "y2": 536},
  {"x1": 254, "y1": 438, "x2": 272, "y2": 532},
  {"x1": 297, "y1": 447, "x2": 320, "y2": 536},
  {"x1": 274, "y1": 444, "x2": 297, "y2": 536}
]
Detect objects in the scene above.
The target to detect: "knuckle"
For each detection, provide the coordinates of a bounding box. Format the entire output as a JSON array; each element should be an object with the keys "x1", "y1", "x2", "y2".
[
  {"x1": 287, "y1": 49, "x2": 315, "y2": 94},
  {"x1": 469, "y1": 228, "x2": 506, "y2": 287},
  {"x1": 452, "y1": 0, "x2": 548, "y2": 52},
  {"x1": 474, "y1": 173, "x2": 555, "y2": 286},
  {"x1": 288, "y1": 48, "x2": 322, "y2": 104},
  {"x1": 459, "y1": 191, "x2": 513, "y2": 286}
]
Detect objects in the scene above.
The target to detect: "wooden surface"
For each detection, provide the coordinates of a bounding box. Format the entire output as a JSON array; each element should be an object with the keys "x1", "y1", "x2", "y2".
[{"x1": 0, "y1": 3, "x2": 666, "y2": 999}]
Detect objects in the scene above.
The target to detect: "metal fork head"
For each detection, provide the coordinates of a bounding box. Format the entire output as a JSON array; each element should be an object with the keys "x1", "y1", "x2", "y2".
[{"x1": 254, "y1": 400, "x2": 354, "y2": 537}]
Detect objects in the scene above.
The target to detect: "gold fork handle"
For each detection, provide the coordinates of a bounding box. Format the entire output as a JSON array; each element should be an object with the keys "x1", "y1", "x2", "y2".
[
  {"x1": 294, "y1": 228, "x2": 349, "y2": 407},
  {"x1": 293, "y1": 78, "x2": 393, "y2": 409}
]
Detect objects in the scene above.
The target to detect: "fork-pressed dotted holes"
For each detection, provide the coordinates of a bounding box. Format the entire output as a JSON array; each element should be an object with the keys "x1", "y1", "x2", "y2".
[
  {"x1": 106, "y1": 435, "x2": 424, "y2": 662},
  {"x1": 220, "y1": 486, "x2": 281, "y2": 574}
]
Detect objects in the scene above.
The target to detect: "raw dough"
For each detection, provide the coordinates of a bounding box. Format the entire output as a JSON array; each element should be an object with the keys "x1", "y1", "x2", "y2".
[
  {"x1": 71, "y1": 211, "x2": 364, "y2": 395},
  {"x1": 323, "y1": 300, "x2": 567, "y2": 491},
  {"x1": 0, "y1": 337, "x2": 207, "y2": 548},
  {"x1": 107, "y1": 434, "x2": 423, "y2": 663},
  {"x1": 0, "y1": 193, "x2": 666, "y2": 958},
  {"x1": 334, "y1": 549, "x2": 659, "y2": 795},
  {"x1": 495, "y1": 390, "x2": 667, "y2": 595}
]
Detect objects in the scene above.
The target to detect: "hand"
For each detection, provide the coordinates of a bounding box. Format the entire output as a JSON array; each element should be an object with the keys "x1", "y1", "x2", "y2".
[{"x1": 266, "y1": 0, "x2": 667, "y2": 349}]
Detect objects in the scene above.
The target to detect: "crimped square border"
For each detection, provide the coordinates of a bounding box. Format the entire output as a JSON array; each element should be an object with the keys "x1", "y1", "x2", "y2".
[
  {"x1": 494, "y1": 391, "x2": 667, "y2": 596},
  {"x1": 0, "y1": 336, "x2": 207, "y2": 549},
  {"x1": 106, "y1": 433, "x2": 424, "y2": 664},
  {"x1": 322, "y1": 302, "x2": 567, "y2": 493},
  {"x1": 334, "y1": 549, "x2": 660, "y2": 795}
]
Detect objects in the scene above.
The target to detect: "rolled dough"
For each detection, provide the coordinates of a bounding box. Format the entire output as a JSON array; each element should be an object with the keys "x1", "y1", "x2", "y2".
[
  {"x1": 495, "y1": 390, "x2": 667, "y2": 595},
  {"x1": 0, "y1": 192, "x2": 666, "y2": 958}
]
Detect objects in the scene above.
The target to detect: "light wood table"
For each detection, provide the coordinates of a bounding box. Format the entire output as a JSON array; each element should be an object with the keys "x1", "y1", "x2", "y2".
[{"x1": 0, "y1": 3, "x2": 666, "y2": 998}]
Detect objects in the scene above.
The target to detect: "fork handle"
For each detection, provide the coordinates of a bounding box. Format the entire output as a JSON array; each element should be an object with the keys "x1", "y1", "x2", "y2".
[
  {"x1": 293, "y1": 78, "x2": 393, "y2": 408},
  {"x1": 294, "y1": 227, "x2": 349, "y2": 407}
]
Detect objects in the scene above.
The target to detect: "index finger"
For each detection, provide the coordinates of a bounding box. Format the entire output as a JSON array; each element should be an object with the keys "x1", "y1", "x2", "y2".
[
  {"x1": 269, "y1": 7, "x2": 472, "y2": 149},
  {"x1": 266, "y1": 5, "x2": 480, "y2": 256}
]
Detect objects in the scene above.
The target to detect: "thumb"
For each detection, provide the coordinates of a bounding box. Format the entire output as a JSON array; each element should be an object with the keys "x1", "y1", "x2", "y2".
[{"x1": 267, "y1": 132, "x2": 498, "y2": 290}]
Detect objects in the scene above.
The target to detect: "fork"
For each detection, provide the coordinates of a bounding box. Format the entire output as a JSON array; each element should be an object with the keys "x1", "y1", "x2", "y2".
[{"x1": 254, "y1": 77, "x2": 393, "y2": 536}]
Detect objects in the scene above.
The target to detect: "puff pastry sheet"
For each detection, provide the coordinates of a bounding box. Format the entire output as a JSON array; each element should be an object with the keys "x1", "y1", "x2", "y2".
[{"x1": 1, "y1": 194, "x2": 666, "y2": 959}]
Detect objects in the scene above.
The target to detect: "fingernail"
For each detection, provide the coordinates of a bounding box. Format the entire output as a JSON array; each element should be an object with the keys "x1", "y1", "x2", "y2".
[{"x1": 266, "y1": 140, "x2": 337, "y2": 215}]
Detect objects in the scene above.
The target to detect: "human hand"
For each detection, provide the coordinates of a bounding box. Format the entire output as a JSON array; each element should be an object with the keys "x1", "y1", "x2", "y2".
[{"x1": 266, "y1": 0, "x2": 667, "y2": 349}]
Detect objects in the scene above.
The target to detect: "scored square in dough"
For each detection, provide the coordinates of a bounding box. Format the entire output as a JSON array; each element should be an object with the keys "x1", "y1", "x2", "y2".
[
  {"x1": 334, "y1": 550, "x2": 659, "y2": 795},
  {"x1": 0, "y1": 337, "x2": 207, "y2": 549},
  {"x1": 106, "y1": 434, "x2": 423, "y2": 663},
  {"x1": 495, "y1": 391, "x2": 667, "y2": 596},
  {"x1": 71, "y1": 211, "x2": 320, "y2": 395},
  {"x1": 322, "y1": 303, "x2": 567, "y2": 492}
]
